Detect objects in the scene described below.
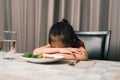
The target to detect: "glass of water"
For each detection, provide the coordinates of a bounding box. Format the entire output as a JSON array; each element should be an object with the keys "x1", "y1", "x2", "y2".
[
  {"x1": 3, "y1": 31, "x2": 17, "y2": 60},
  {"x1": 0, "y1": 40, "x2": 4, "y2": 59},
  {"x1": 0, "y1": 41, "x2": 3, "y2": 51}
]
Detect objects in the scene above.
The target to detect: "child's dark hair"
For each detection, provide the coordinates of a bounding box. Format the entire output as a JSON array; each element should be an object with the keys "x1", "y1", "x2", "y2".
[{"x1": 48, "y1": 19, "x2": 79, "y2": 47}]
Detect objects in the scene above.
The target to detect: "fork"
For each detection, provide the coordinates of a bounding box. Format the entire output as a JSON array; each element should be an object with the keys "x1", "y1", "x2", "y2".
[{"x1": 69, "y1": 60, "x2": 80, "y2": 66}]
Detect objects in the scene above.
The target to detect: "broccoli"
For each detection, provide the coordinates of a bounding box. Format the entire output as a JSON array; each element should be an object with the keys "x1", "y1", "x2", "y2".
[
  {"x1": 37, "y1": 54, "x2": 43, "y2": 58},
  {"x1": 23, "y1": 52, "x2": 32, "y2": 58},
  {"x1": 23, "y1": 52, "x2": 43, "y2": 58},
  {"x1": 31, "y1": 55, "x2": 39, "y2": 58}
]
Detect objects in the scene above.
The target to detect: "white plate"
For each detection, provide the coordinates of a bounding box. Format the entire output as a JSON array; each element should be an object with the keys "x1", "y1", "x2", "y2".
[{"x1": 21, "y1": 54, "x2": 64, "y2": 63}]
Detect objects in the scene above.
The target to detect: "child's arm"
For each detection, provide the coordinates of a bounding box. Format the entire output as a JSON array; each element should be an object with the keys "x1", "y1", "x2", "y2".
[
  {"x1": 59, "y1": 47, "x2": 88, "y2": 60},
  {"x1": 33, "y1": 44, "x2": 58, "y2": 54},
  {"x1": 33, "y1": 44, "x2": 73, "y2": 54},
  {"x1": 33, "y1": 44, "x2": 88, "y2": 60},
  {"x1": 74, "y1": 47, "x2": 88, "y2": 60}
]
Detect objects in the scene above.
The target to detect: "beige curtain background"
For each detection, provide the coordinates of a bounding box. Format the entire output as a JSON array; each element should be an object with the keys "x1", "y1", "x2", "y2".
[{"x1": 0, "y1": 0, "x2": 120, "y2": 61}]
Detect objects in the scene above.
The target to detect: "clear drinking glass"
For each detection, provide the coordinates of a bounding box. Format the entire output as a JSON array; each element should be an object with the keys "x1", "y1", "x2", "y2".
[
  {"x1": 3, "y1": 31, "x2": 17, "y2": 60},
  {"x1": 0, "y1": 41, "x2": 3, "y2": 51},
  {"x1": 0, "y1": 40, "x2": 4, "y2": 59}
]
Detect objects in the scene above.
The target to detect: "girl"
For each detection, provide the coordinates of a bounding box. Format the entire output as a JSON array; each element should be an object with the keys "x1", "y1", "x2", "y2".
[{"x1": 33, "y1": 19, "x2": 88, "y2": 60}]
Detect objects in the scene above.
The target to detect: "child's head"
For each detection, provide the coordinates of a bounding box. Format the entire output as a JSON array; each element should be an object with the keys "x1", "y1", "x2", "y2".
[{"x1": 48, "y1": 19, "x2": 79, "y2": 48}]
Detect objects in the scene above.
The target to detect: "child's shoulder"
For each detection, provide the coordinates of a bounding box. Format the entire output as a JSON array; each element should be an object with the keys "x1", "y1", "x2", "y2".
[{"x1": 75, "y1": 39, "x2": 85, "y2": 48}]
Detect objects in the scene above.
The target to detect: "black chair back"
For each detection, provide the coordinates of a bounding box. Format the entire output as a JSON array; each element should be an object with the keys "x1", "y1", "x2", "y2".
[{"x1": 75, "y1": 31, "x2": 111, "y2": 60}]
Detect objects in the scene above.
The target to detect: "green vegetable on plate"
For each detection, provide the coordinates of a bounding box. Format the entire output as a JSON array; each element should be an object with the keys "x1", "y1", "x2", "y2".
[
  {"x1": 23, "y1": 52, "x2": 32, "y2": 58},
  {"x1": 23, "y1": 52, "x2": 43, "y2": 58}
]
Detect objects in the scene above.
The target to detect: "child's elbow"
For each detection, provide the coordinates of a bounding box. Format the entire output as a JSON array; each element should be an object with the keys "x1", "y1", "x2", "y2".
[
  {"x1": 80, "y1": 52, "x2": 88, "y2": 61},
  {"x1": 82, "y1": 55, "x2": 88, "y2": 61}
]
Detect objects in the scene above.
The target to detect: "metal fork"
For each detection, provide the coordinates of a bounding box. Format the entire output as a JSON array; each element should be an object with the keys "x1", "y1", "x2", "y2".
[{"x1": 69, "y1": 60, "x2": 80, "y2": 66}]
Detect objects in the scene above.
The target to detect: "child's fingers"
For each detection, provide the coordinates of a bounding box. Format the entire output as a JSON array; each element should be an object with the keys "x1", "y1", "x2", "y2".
[
  {"x1": 68, "y1": 49, "x2": 81, "y2": 53},
  {"x1": 76, "y1": 52, "x2": 82, "y2": 55},
  {"x1": 71, "y1": 53, "x2": 76, "y2": 58}
]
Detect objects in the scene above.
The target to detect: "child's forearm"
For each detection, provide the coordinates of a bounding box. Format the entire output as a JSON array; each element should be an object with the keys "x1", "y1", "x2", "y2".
[{"x1": 33, "y1": 48, "x2": 61, "y2": 54}]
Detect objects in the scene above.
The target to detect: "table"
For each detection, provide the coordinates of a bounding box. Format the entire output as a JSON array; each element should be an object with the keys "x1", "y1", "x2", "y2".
[{"x1": 0, "y1": 53, "x2": 120, "y2": 80}]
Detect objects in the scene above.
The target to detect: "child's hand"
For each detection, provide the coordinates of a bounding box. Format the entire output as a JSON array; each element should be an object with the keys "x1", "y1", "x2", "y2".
[
  {"x1": 58, "y1": 48, "x2": 76, "y2": 58},
  {"x1": 65, "y1": 48, "x2": 86, "y2": 56},
  {"x1": 65, "y1": 48, "x2": 82, "y2": 53}
]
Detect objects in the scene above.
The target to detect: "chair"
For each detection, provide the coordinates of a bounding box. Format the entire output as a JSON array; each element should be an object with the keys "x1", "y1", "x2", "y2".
[{"x1": 75, "y1": 31, "x2": 111, "y2": 60}]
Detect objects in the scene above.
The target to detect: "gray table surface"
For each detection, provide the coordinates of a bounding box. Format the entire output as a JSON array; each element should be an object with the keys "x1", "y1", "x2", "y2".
[{"x1": 0, "y1": 53, "x2": 120, "y2": 80}]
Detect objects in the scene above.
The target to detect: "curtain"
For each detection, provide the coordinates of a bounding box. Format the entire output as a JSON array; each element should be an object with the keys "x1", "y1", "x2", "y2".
[{"x1": 0, "y1": 0, "x2": 120, "y2": 61}]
